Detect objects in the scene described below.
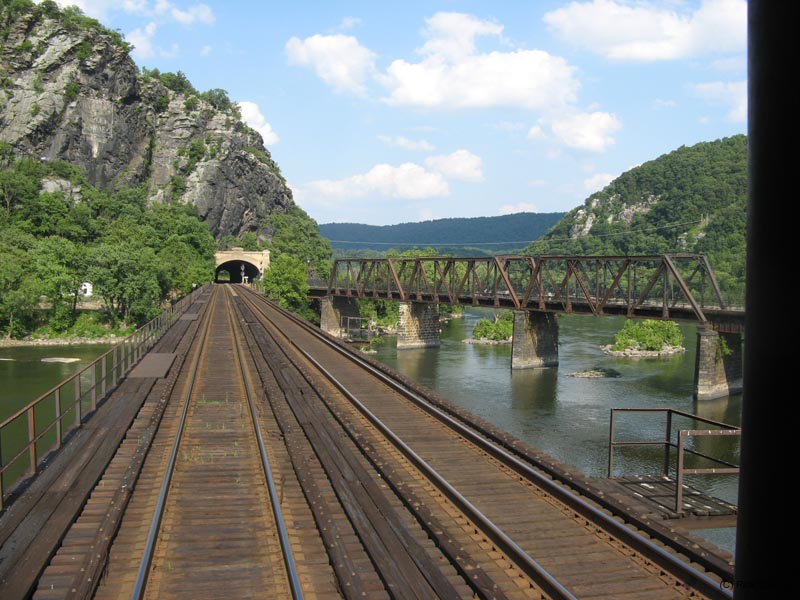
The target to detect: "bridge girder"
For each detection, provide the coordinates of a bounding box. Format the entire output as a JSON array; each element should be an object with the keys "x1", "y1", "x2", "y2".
[{"x1": 321, "y1": 254, "x2": 742, "y2": 331}]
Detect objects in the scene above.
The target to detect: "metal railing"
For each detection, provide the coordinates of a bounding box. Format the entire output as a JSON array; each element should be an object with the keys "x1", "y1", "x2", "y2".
[
  {"x1": 0, "y1": 285, "x2": 207, "y2": 510},
  {"x1": 607, "y1": 408, "x2": 740, "y2": 512}
]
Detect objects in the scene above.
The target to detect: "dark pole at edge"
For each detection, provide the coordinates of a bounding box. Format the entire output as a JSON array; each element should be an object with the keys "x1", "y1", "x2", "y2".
[{"x1": 736, "y1": 3, "x2": 795, "y2": 597}]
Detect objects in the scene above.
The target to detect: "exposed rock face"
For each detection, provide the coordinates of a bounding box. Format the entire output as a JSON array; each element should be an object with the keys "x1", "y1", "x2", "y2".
[{"x1": 0, "y1": 6, "x2": 293, "y2": 239}]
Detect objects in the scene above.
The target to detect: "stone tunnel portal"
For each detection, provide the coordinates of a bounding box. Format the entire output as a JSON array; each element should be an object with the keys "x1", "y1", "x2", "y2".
[
  {"x1": 214, "y1": 248, "x2": 270, "y2": 284},
  {"x1": 215, "y1": 260, "x2": 261, "y2": 283}
]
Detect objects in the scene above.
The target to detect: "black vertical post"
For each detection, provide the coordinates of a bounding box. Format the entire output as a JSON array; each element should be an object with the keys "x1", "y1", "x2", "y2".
[{"x1": 735, "y1": 3, "x2": 796, "y2": 597}]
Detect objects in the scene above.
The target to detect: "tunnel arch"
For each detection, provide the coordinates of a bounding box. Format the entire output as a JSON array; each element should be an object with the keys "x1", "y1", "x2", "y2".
[{"x1": 214, "y1": 248, "x2": 270, "y2": 283}]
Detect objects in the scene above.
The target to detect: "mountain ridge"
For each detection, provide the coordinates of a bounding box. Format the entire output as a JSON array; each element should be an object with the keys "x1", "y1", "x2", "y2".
[{"x1": 320, "y1": 212, "x2": 565, "y2": 254}]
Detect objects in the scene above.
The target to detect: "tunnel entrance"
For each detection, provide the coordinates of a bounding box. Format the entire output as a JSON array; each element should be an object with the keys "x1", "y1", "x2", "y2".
[{"x1": 215, "y1": 260, "x2": 261, "y2": 283}]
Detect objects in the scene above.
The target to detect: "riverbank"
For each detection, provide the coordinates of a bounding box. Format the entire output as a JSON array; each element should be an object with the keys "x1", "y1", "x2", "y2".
[{"x1": 0, "y1": 335, "x2": 121, "y2": 348}]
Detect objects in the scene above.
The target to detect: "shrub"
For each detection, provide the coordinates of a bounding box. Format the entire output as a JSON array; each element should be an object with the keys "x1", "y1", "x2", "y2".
[
  {"x1": 611, "y1": 319, "x2": 683, "y2": 352},
  {"x1": 472, "y1": 312, "x2": 514, "y2": 341}
]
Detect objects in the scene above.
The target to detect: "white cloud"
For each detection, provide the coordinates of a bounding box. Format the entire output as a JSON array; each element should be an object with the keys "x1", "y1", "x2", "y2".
[
  {"x1": 417, "y1": 12, "x2": 504, "y2": 61},
  {"x1": 691, "y1": 80, "x2": 747, "y2": 122},
  {"x1": 499, "y1": 202, "x2": 539, "y2": 215},
  {"x1": 378, "y1": 11, "x2": 579, "y2": 110},
  {"x1": 305, "y1": 163, "x2": 449, "y2": 199},
  {"x1": 285, "y1": 34, "x2": 376, "y2": 95},
  {"x1": 378, "y1": 136, "x2": 435, "y2": 152},
  {"x1": 238, "y1": 101, "x2": 279, "y2": 146},
  {"x1": 170, "y1": 3, "x2": 214, "y2": 26},
  {"x1": 583, "y1": 173, "x2": 615, "y2": 192},
  {"x1": 381, "y1": 49, "x2": 579, "y2": 110},
  {"x1": 57, "y1": 1, "x2": 215, "y2": 25},
  {"x1": 127, "y1": 22, "x2": 158, "y2": 60},
  {"x1": 531, "y1": 111, "x2": 621, "y2": 152},
  {"x1": 425, "y1": 150, "x2": 483, "y2": 182},
  {"x1": 338, "y1": 16, "x2": 362, "y2": 31},
  {"x1": 544, "y1": 0, "x2": 746, "y2": 62}
]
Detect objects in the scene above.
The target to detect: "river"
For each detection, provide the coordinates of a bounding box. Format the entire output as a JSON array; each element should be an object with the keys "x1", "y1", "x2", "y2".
[
  {"x1": 368, "y1": 309, "x2": 741, "y2": 555},
  {"x1": 0, "y1": 310, "x2": 740, "y2": 555}
]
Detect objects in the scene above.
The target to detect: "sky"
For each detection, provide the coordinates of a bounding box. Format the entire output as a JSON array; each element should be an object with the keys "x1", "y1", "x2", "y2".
[{"x1": 54, "y1": 0, "x2": 747, "y2": 226}]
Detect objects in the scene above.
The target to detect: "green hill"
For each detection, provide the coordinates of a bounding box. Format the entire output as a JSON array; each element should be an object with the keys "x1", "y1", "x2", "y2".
[
  {"x1": 523, "y1": 135, "x2": 747, "y2": 303},
  {"x1": 320, "y1": 212, "x2": 565, "y2": 256}
]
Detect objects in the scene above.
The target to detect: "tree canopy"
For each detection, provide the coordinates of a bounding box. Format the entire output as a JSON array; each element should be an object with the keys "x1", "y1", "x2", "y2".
[{"x1": 0, "y1": 144, "x2": 216, "y2": 338}]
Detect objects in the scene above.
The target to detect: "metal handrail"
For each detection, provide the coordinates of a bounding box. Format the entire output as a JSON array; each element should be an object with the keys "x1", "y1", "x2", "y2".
[
  {"x1": 0, "y1": 285, "x2": 207, "y2": 510},
  {"x1": 608, "y1": 408, "x2": 740, "y2": 512}
]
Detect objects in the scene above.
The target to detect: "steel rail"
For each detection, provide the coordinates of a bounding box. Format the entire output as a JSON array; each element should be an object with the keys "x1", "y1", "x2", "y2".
[
  {"x1": 239, "y1": 285, "x2": 734, "y2": 600},
  {"x1": 224, "y1": 287, "x2": 304, "y2": 600},
  {"x1": 236, "y1": 286, "x2": 578, "y2": 600},
  {"x1": 130, "y1": 286, "x2": 217, "y2": 600}
]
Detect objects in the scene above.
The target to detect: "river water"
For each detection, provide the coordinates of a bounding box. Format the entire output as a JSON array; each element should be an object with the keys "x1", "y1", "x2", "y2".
[
  {"x1": 0, "y1": 310, "x2": 740, "y2": 555},
  {"x1": 368, "y1": 309, "x2": 741, "y2": 555}
]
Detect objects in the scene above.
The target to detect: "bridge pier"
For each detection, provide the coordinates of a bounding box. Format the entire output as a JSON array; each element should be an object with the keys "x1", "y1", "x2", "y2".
[
  {"x1": 397, "y1": 302, "x2": 440, "y2": 349},
  {"x1": 693, "y1": 327, "x2": 743, "y2": 400},
  {"x1": 511, "y1": 311, "x2": 559, "y2": 369},
  {"x1": 319, "y1": 296, "x2": 361, "y2": 338}
]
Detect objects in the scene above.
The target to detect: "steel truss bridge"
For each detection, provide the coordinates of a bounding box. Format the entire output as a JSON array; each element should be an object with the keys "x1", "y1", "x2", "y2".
[{"x1": 318, "y1": 254, "x2": 745, "y2": 332}]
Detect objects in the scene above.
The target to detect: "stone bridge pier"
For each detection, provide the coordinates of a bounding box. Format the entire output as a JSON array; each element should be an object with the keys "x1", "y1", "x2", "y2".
[
  {"x1": 319, "y1": 297, "x2": 361, "y2": 339},
  {"x1": 396, "y1": 302, "x2": 441, "y2": 349},
  {"x1": 693, "y1": 327, "x2": 743, "y2": 400},
  {"x1": 511, "y1": 311, "x2": 559, "y2": 369}
]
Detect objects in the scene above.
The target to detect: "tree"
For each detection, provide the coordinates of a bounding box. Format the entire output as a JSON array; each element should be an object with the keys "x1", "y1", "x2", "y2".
[
  {"x1": 0, "y1": 233, "x2": 39, "y2": 338},
  {"x1": 89, "y1": 242, "x2": 162, "y2": 326},
  {"x1": 32, "y1": 236, "x2": 86, "y2": 331},
  {"x1": 260, "y1": 254, "x2": 314, "y2": 321}
]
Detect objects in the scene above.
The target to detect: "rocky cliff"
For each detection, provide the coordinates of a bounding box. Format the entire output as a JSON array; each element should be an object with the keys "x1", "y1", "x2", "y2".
[{"x1": 0, "y1": 1, "x2": 293, "y2": 240}]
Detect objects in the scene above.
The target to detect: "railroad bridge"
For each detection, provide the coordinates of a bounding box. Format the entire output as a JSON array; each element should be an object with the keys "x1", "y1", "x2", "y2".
[
  {"x1": 312, "y1": 254, "x2": 745, "y2": 400},
  {"x1": 0, "y1": 283, "x2": 738, "y2": 600}
]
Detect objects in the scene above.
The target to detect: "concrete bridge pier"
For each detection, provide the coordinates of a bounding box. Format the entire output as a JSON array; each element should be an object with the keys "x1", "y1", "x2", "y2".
[
  {"x1": 320, "y1": 297, "x2": 361, "y2": 338},
  {"x1": 397, "y1": 302, "x2": 440, "y2": 349},
  {"x1": 511, "y1": 311, "x2": 559, "y2": 369},
  {"x1": 693, "y1": 327, "x2": 743, "y2": 400}
]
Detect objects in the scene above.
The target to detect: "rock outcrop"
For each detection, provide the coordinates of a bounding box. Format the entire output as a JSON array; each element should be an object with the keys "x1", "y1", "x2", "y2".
[{"x1": 0, "y1": 3, "x2": 293, "y2": 239}]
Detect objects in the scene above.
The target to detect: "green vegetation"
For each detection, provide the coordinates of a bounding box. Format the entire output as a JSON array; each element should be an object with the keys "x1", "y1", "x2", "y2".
[
  {"x1": 1, "y1": 0, "x2": 131, "y2": 51},
  {"x1": 319, "y1": 213, "x2": 564, "y2": 257},
  {"x1": 235, "y1": 207, "x2": 332, "y2": 323},
  {"x1": 472, "y1": 311, "x2": 514, "y2": 341},
  {"x1": 0, "y1": 144, "x2": 215, "y2": 339},
  {"x1": 611, "y1": 319, "x2": 684, "y2": 352},
  {"x1": 524, "y1": 136, "x2": 747, "y2": 304}
]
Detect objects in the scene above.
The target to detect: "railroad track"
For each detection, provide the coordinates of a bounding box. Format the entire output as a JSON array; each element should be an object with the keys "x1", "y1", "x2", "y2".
[
  {"x1": 229, "y1": 284, "x2": 733, "y2": 600},
  {"x1": 91, "y1": 286, "x2": 302, "y2": 600},
  {"x1": 58, "y1": 283, "x2": 736, "y2": 599}
]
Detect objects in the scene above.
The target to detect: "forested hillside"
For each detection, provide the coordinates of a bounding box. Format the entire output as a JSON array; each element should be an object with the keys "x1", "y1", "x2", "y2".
[
  {"x1": 0, "y1": 149, "x2": 216, "y2": 337},
  {"x1": 320, "y1": 212, "x2": 564, "y2": 256},
  {"x1": 0, "y1": 0, "x2": 332, "y2": 337},
  {"x1": 523, "y1": 135, "x2": 747, "y2": 302}
]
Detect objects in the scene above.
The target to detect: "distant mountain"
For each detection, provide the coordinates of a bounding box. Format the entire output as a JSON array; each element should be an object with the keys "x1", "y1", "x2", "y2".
[
  {"x1": 320, "y1": 213, "x2": 565, "y2": 256},
  {"x1": 524, "y1": 135, "x2": 747, "y2": 301}
]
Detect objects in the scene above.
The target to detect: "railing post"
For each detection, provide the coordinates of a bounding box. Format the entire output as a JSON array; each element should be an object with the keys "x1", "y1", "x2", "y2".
[
  {"x1": 0, "y1": 432, "x2": 4, "y2": 510},
  {"x1": 676, "y1": 430, "x2": 686, "y2": 513},
  {"x1": 74, "y1": 377, "x2": 82, "y2": 428},
  {"x1": 607, "y1": 409, "x2": 616, "y2": 478},
  {"x1": 101, "y1": 355, "x2": 107, "y2": 398},
  {"x1": 112, "y1": 346, "x2": 118, "y2": 385},
  {"x1": 90, "y1": 364, "x2": 97, "y2": 412},
  {"x1": 54, "y1": 388, "x2": 62, "y2": 448},
  {"x1": 664, "y1": 410, "x2": 673, "y2": 477},
  {"x1": 27, "y1": 407, "x2": 37, "y2": 476}
]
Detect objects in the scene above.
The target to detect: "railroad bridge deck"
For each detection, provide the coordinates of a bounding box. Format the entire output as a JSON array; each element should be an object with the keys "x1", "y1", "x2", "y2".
[{"x1": 1, "y1": 284, "x2": 736, "y2": 599}]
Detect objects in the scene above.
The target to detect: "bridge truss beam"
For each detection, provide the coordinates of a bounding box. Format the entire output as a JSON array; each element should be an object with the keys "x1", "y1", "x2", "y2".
[{"x1": 327, "y1": 254, "x2": 729, "y2": 325}]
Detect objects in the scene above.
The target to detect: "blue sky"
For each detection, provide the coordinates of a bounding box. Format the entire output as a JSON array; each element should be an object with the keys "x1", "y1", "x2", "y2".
[{"x1": 58, "y1": 1, "x2": 747, "y2": 226}]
